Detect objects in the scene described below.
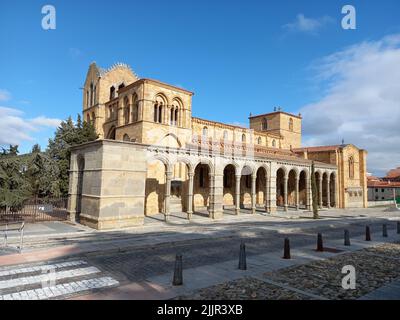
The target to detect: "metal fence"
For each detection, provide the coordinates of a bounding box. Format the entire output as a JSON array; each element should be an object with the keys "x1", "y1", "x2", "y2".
[{"x1": 0, "y1": 197, "x2": 68, "y2": 223}]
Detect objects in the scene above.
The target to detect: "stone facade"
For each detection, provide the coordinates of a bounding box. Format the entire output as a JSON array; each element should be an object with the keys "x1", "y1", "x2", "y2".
[{"x1": 68, "y1": 62, "x2": 368, "y2": 230}]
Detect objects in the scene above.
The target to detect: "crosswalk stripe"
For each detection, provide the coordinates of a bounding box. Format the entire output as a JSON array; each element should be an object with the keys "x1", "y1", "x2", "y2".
[
  {"x1": 0, "y1": 260, "x2": 87, "y2": 278},
  {"x1": 0, "y1": 277, "x2": 119, "y2": 300},
  {"x1": 0, "y1": 266, "x2": 101, "y2": 290}
]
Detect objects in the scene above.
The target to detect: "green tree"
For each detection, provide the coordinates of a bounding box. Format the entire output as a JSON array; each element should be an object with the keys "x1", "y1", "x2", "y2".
[
  {"x1": 0, "y1": 157, "x2": 30, "y2": 210},
  {"x1": 311, "y1": 161, "x2": 319, "y2": 219},
  {"x1": 47, "y1": 115, "x2": 98, "y2": 196},
  {"x1": 26, "y1": 152, "x2": 60, "y2": 198},
  {"x1": 31, "y1": 144, "x2": 41, "y2": 154}
]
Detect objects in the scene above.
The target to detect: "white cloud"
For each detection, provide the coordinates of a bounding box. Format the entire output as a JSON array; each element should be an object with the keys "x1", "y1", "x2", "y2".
[
  {"x1": 300, "y1": 34, "x2": 400, "y2": 176},
  {"x1": 283, "y1": 14, "x2": 334, "y2": 34},
  {"x1": 0, "y1": 89, "x2": 11, "y2": 102},
  {"x1": 0, "y1": 106, "x2": 61, "y2": 146}
]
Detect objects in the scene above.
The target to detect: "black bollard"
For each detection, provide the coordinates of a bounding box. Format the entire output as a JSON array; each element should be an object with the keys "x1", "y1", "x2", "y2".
[
  {"x1": 398, "y1": 221, "x2": 400, "y2": 234},
  {"x1": 283, "y1": 238, "x2": 291, "y2": 259},
  {"x1": 172, "y1": 254, "x2": 183, "y2": 286},
  {"x1": 316, "y1": 233, "x2": 324, "y2": 252},
  {"x1": 344, "y1": 230, "x2": 351, "y2": 246},
  {"x1": 365, "y1": 226, "x2": 371, "y2": 241},
  {"x1": 238, "y1": 241, "x2": 247, "y2": 270},
  {"x1": 382, "y1": 224, "x2": 388, "y2": 238}
]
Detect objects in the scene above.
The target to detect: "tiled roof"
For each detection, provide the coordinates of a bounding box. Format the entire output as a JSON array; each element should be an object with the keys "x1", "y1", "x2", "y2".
[
  {"x1": 386, "y1": 167, "x2": 400, "y2": 179},
  {"x1": 368, "y1": 180, "x2": 400, "y2": 188}
]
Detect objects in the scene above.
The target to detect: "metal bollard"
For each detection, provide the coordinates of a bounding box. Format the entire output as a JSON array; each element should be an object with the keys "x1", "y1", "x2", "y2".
[
  {"x1": 316, "y1": 233, "x2": 324, "y2": 252},
  {"x1": 382, "y1": 224, "x2": 388, "y2": 238},
  {"x1": 365, "y1": 226, "x2": 371, "y2": 241},
  {"x1": 238, "y1": 241, "x2": 247, "y2": 270},
  {"x1": 283, "y1": 238, "x2": 291, "y2": 259},
  {"x1": 172, "y1": 254, "x2": 183, "y2": 286},
  {"x1": 344, "y1": 230, "x2": 351, "y2": 246}
]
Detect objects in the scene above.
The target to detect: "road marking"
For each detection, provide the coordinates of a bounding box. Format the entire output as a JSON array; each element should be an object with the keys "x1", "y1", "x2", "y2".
[
  {"x1": 0, "y1": 277, "x2": 119, "y2": 300},
  {"x1": 0, "y1": 266, "x2": 100, "y2": 290},
  {"x1": 0, "y1": 260, "x2": 87, "y2": 278}
]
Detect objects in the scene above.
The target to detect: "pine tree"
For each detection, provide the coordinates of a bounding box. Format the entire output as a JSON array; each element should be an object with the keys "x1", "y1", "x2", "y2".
[
  {"x1": 47, "y1": 114, "x2": 98, "y2": 196},
  {"x1": 311, "y1": 161, "x2": 319, "y2": 219}
]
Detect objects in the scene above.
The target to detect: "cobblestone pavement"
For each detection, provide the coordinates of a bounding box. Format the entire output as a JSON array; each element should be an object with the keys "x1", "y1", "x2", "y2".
[
  {"x1": 86, "y1": 218, "x2": 399, "y2": 283},
  {"x1": 1, "y1": 207, "x2": 399, "y2": 300},
  {"x1": 0, "y1": 259, "x2": 119, "y2": 300},
  {"x1": 177, "y1": 242, "x2": 400, "y2": 300}
]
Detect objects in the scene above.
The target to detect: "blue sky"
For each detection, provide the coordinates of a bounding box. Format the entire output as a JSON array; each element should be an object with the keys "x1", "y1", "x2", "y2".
[{"x1": 0, "y1": 0, "x2": 399, "y2": 175}]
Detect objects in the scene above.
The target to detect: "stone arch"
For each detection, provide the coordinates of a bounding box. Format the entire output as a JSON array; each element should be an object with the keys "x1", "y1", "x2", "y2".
[
  {"x1": 145, "y1": 157, "x2": 169, "y2": 216},
  {"x1": 75, "y1": 154, "x2": 85, "y2": 219},
  {"x1": 154, "y1": 93, "x2": 167, "y2": 124},
  {"x1": 276, "y1": 167, "x2": 287, "y2": 208},
  {"x1": 239, "y1": 165, "x2": 254, "y2": 209},
  {"x1": 160, "y1": 133, "x2": 182, "y2": 149},
  {"x1": 299, "y1": 169, "x2": 308, "y2": 209},
  {"x1": 106, "y1": 126, "x2": 116, "y2": 140},
  {"x1": 322, "y1": 172, "x2": 329, "y2": 207},
  {"x1": 131, "y1": 92, "x2": 139, "y2": 122},
  {"x1": 256, "y1": 165, "x2": 268, "y2": 207},
  {"x1": 193, "y1": 161, "x2": 212, "y2": 214},
  {"x1": 123, "y1": 134, "x2": 130, "y2": 142},
  {"x1": 171, "y1": 97, "x2": 184, "y2": 127},
  {"x1": 330, "y1": 172, "x2": 337, "y2": 208},
  {"x1": 123, "y1": 96, "x2": 130, "y2": 125},
  {"x1": 287, "y1": 169, "x2": 297, "y2": 207},
  {"x1": 223, "y1": 164, "x2": 237, "y2": 209}
]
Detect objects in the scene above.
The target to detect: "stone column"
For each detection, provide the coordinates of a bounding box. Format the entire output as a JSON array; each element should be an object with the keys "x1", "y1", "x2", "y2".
[
  {"x1": 318, "y1": 176, "x2": 323, "y2": 209},
  {"x1": 306, "y1": 177, "x2": 312, "y2": 211},
  {"x1": 269, "y1": 174, "x2": 277, "y2": 213},
  {"x1": 251, "y1": 174, "x2": 256, "y2": 214},
  {"x1": 187, "y1": 172, "x2": 194, "y2": 219},
  {"x1": 264, "y1": 178, "x2": 269, "y2": 213},
  {"x1": 327, "y1": 177, "x2": 331, "y2": 208},
  {"x1": 165, "y1": 171, "x2": 172, "y2": 221},
  {"x1": 284, "y1": 176, "x2": 288, "y2": 212},
  {"x1": 209, "y1": 173, "x2": 224, "y2": 219},
  {"x1": 138, "y1": 101, "x2": 143, "y2": 121},
  {"x1": 295, "y1": 177, "x2": 299, "y2": 210},
  {"x1": 235, "y1": 174, "x2": 241, "y2": 215}
]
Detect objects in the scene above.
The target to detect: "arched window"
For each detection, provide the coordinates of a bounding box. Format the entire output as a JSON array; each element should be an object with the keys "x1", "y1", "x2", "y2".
[
  {"x1": 202, "y1": 126, "x2": 208, "y2": 137},
  {"x1": 132, "y1": 94, "x2": 138, "y2": 122},
  {"x1": 349, "y1": 156, "x2": 355, "y2": 179},
  {"x1": 110, "y1": 86, "x2": 115, "y2": 100},
  {"x1": 93, "y1": 85, "x2": 96, "y2": 105},
  {"x1": 118, "y1": 83, "x2": 125, "y2": 91},
  {"x1": 86, "y1": 90, "x2": 89, "y2": 108},
  {"x1": 89, "y1": 83, "x2": 94, "y2": 106},
  {"x1": 289, "y1": 118, "x2": 294, "y2": 132},
  {"x1": 262, "y1": 118, "x2": 268, "y2": 130},
  {"x1": 86, "y1": 114, "x2": 90, "y2": 123},
  {"x1": 124, "y1": 97, "x2": 130, "y2": 125},
  {"x1": 272, "y1": 139, "x2": 276, "y2": 147},
  {"x1": 223, "y1": 130, "x2": 228, "y2": 141},
  {"x1": 257, "y1": 137, "x2": 262, "y2": 145},
  {"x1": 175, "y1": 109, "x2": 179, "y2": 126},
  {"x1": 242, "y1": 134, "x2": 246, "y2": 143},
  {"x1": 91, "y1": 112, "x2": 95, "y2": 125},
  {"x1": 158, "y1": 103, "x2": 163, "y2": 123},
  {"x1": 123, "y1": 134, "x2": 130, "y2": 142}
]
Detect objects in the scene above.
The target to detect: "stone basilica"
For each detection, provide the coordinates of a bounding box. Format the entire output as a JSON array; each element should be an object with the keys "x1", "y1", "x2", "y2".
[{"x1": 67, "y1": 63, "x2": 368, "y2": 229}]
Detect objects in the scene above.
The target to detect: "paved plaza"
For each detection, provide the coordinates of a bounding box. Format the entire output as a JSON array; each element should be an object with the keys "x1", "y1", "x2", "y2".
[{"x1": 0, "y1": 206, "x2": 399, "y2": 300}]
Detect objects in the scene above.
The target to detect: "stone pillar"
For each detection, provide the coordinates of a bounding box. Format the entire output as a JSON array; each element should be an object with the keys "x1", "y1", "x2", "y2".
[
  {"x1": 306, "y1": 177, "x2": 312, "y2": 211},
  {"x1": 251, "y1": 174, "x2": 256, "y2": 214},
  {"x1": 209, "y1": 173, "x2": 224, "y2": 219},
  {"x1": 269, "y1": 174, "x2": 277, "y2": 213},
  {"x1": 165, "y1": 171, "x2": 172, "y2": 221},
  {"x1": 284, "y1": 176, "x2": 288, "y2": 212},
  {"x1": 327, "y1": 177, "x2": 331, "y2": 208},
  {"x1": 117, "y1": 106, "x2": 124, "y2": 126},
  {"x1": 235, "y1": 174, "x2": 241, "y2": 215},
  {"x1": 318, "y1": 176, "x2": 323, "y2": 209},
  {"x1": 295, "y1": 177, "x2": 299, "y2": 210},
  {"x1": 138, "y1": 101, "x2": 143, "y2": 121},
  {"x1": 187, "y1": 172, "x2": 194, "y2": 219},
  {"x1": 264, "y1": 179, "x2": 269, "y2": 213}
]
